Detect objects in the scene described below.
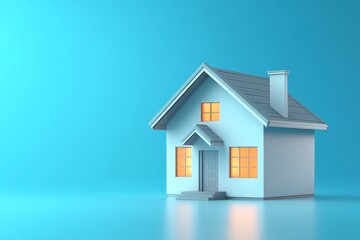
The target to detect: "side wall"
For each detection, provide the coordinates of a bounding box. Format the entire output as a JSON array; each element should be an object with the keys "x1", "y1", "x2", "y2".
[
  {"x1": 264, "y1": 128, "x2": 315, "y2": 198},
  {"x1": 166, "y1": 76, "x2": 264, "y2": 198}
]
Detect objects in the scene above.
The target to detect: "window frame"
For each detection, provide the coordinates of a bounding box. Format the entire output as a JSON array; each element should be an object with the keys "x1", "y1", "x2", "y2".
[
  {"x1": 201, "y1": 102, "x2": 220, "y2": 122},
  {"x1": 229, "y1": 146, "x2": 258, "y2": 178},
  {"x1": 175, "y1": 147, "x2": 192, "y2": 177}
]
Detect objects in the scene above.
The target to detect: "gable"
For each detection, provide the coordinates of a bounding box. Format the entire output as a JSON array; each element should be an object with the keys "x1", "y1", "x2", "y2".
[
  {"x1": 166, "y1": 75, "x2": 264, "y2": 145},
  {"x1": 149, "y1": 63, "x2": 268, "y2": 130}
]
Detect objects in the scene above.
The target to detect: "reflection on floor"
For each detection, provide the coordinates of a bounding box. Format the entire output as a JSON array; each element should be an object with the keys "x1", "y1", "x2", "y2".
[{"x1": 228, "y1": 204, "x2": 259, "y2": 240}]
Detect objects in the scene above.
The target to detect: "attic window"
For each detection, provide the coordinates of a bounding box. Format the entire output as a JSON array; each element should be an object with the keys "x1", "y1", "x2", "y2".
[
  {"x1": 229, "y1": 147, "x2": 258, "y2": 178},
  {"x1": 201, "y1": 102, "x2": 220, "y2": 121}
]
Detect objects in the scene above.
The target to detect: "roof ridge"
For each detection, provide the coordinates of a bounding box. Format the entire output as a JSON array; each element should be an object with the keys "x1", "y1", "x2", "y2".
[{"x1": 211, "y1": 66, "x2": 269, "y2": 81}]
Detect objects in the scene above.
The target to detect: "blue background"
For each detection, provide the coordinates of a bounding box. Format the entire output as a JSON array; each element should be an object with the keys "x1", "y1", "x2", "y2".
[
  {"x1": 0, "y1": 0, "x2": 359, "y2": 198},
  {"x1": 1, "y1": 1, "x2": 360, "y2": 239}
]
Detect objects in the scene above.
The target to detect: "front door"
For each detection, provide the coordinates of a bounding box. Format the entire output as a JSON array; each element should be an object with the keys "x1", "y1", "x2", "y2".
[{"x1": 201, "y1": 150, "x2": 218, "y2": 192}]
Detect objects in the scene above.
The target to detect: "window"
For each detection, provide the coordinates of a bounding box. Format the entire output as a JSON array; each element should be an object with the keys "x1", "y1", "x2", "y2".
[
  {"x1": 229, "y1": 147, "x2": 258, "y2": 178},
  {"x1": 201, "y1": 102, "x2": 220, "y2": 121},
  {"x1": 176, "y1": 147, "x2": 192, "y2": 177}
]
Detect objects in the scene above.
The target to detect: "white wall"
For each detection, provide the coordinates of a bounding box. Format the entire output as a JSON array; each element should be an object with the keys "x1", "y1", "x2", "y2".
[
  {"x1": 264, "y1": 128, "x2": 315, "y2": 198},
  {"x1": 166, "y1": 76, "x2": 264, "y2": 197}
]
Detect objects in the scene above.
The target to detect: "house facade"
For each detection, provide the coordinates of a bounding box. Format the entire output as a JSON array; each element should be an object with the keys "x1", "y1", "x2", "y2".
[{"x1": 150, "y1": 63, "x2": 327, "y2": 199}]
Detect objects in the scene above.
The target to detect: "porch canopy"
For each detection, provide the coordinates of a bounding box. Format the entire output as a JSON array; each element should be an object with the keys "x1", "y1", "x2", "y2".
[{"x1": 181, "y1": 124, "x2": 223, "y2": 146}]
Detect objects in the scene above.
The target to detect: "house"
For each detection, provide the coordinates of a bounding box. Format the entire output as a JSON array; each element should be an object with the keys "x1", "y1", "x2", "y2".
[{"x1": 149, "y1": 63, "x2": 327, "y2": 200}]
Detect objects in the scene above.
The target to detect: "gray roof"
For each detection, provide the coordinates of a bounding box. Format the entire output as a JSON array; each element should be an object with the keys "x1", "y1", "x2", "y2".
[
  {"x1": 150, "y1": 63, "x2": 328, "y2": 130},
  {"x1": 182, "y1": 124, "x2": 224, "y2": 146}
]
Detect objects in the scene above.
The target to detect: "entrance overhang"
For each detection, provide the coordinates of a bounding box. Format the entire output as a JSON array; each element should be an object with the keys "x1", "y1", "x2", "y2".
[{"x1": 181, "y1": 124, "x2": 223, "y2": 146}]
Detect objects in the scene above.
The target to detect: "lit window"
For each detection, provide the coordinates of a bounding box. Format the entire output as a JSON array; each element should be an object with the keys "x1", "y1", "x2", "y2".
[
  {"x1": 201, "y1": 102, "x2": 220, "y2": 121},
  {"x1": 230, "y1": 147, "x2": 257, "y2": 178},
  {"x1": 176, "y1": 147, "x2": 192, "y2": 177}
]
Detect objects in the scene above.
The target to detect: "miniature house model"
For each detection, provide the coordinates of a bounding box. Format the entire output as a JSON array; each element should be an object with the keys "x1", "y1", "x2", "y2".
[{"x1": 150, "y1": 63, "x2": 327, "y2": 200}]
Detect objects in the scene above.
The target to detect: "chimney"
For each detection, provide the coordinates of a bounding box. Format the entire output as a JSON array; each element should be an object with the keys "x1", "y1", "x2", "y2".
[{"x1": 267, "y1": 70, "x2": 289, "y2": 118}]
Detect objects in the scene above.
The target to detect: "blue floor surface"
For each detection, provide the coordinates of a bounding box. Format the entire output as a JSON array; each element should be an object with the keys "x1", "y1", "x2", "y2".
[{"x1": 0, "y1": 193, "x2": 359, "y2": 240}]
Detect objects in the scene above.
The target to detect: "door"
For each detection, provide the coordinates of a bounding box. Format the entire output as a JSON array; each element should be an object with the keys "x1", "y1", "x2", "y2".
[{"x1": 202, "y1": 150, "x2": 218, "y2": 192}]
